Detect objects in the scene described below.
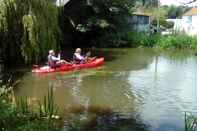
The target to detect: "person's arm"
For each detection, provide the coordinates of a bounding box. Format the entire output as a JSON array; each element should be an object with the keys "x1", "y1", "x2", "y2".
[
  {"x1": 75, "y1": 53, "x2": 85, "y2": 60},
  {"x1": 51, "y1": 55, "x2": 60, "y2": 61}
]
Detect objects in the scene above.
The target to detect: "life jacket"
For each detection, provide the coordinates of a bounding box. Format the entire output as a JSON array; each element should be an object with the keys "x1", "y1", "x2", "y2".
[
  {"x1": 48, "y1": 55, "x2": 56, "y2": 68},
  {"x1": 73, "y1": 53, "x2": 85, "y2": 64},
  {"x1": 73, "y1": 53, "x2": 81, "y2": 64}
]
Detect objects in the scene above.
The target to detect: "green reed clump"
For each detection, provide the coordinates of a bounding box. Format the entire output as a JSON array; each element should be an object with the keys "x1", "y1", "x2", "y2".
[
  {"x1": 185, "y1": 112, "x2": 197, "y2": 131},
  {"x1": 126, "y1": 32, "x2": 160, "y2": 47},
  {"x1": 125, "y1": 32, "x2": 197, "y2": 49},
  {"x1": 38, "y1": 87, "x2": 58, "y2": 120},
  {"x1": 155, "y1": 34, "x2": 197, "y2": 49},
  {"x1": 16, "y1": 97, "x2": 29, "y2": 115},
  {"x1": 0, "y1": 87, "x2": 62, "y2": 131}
]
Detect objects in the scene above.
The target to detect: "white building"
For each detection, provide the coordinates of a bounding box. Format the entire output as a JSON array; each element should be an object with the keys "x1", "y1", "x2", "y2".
[
  {"x1": 181, "y1": 7, "x2": 197, "y2": 36},
  {"x1": 169, "y1": 7, "x2": 197, "y2": 36}
]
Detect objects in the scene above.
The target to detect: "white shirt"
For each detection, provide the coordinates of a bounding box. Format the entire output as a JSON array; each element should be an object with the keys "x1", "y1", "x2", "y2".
[
  {"x1": 74, "y1": 53, "x2": 84, "y2": 60},
  {"x1": 48, "y1": 54, "x2": 60, "y2": 61}
]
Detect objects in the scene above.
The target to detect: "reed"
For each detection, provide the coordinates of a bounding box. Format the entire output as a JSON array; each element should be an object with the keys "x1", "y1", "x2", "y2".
[
  {"x1": 39, "y1": 87, "x2": 58, "y2": 120},
  {"x1": 184, "y1": 112, "x2": 197, "y2": 131}
]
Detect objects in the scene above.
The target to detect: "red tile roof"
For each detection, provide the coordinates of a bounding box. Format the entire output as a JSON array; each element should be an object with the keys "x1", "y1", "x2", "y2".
[{"x1": 183, "y1": 7, "x2": 197, "y2": 16}]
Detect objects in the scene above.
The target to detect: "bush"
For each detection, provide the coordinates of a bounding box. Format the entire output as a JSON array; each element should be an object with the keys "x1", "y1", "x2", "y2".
[
  {"x1": 97, "y1": 32, "x2": 129, "y2": 47},
  {"x1": 0, "y1": 89, "x2": 62, "y2": 131},
  {"x1": 126, "y1": 32, "x2": 160, "y2": 47},
  {"x1": 124, "y1": 32, "x2": 197, "y2": 50},
  {"x1": 156, "y1": 34, "x2": 197, "y2": 49}
]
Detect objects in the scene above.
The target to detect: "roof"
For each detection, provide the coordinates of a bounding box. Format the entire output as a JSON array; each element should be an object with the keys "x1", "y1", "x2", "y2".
[
  {"x1": 183, "y1": 7, "x2": 197, "y2": 16},
  {"x1": 132, "y1": 12, "x2": 151, "y2": 16}
]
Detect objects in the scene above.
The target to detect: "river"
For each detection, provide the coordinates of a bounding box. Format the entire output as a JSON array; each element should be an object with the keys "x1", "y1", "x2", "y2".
[{"x1": 14, "y1": 48, "x2": 197, "y2": 131}]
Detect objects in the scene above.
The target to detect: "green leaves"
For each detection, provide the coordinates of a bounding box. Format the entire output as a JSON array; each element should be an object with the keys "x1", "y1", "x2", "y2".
[{"x1": 0, "y1": 0, "x2": 60, "y2": 63}]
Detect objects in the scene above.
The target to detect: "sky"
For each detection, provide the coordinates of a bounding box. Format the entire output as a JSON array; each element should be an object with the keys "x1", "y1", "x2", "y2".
[{"x1": 160, "y1": 0, "x2": 197, "y2": 6}]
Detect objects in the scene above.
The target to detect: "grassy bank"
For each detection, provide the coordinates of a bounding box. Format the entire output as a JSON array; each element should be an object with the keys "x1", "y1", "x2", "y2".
[
  {"x1": 99, "y1": 32, "x2": 197, "y2": 49},
  {"x1": 0, "y1": 87, "x2": 62, "y2": 131}
]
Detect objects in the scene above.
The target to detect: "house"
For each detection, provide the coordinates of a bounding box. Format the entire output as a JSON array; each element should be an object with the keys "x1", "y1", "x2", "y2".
[
  {"x1": 182, "y1": 7, "x2": 197, "y2": 36},
  {"x1": 167, "y1": 7, "x2": 197, "y2": 36},
  {"x1": 166, "y1": 19, "x2": 182, "y2": 33},
  {"x1": 129, "y1": 12, "x2": 151, "y2": 33}
]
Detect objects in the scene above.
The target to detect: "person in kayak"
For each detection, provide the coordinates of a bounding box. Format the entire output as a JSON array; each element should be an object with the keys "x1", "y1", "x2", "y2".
[
  {"x1": 48, "y1": 50, "x2": 69, "y2": 68},
  {"x1": 73, "y1": 48, "x2": 86, "y2": 64}
]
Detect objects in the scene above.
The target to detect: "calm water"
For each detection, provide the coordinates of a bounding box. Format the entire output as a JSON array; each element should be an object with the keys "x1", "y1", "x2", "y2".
[{"x1": 14, "y1": 48, "x2": 197, "y2": 131}]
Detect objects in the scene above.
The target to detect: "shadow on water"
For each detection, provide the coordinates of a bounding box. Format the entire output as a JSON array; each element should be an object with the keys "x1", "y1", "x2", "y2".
[
  {"x1": 63, "y1": 106, "x2": 149, "y2": 131},
  {"x1": 0, "y1": 67, "x2": 27, "y2": 87}
]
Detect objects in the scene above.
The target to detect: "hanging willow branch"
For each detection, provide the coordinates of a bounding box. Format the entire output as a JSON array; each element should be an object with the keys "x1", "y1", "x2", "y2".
[{"x1": 0, "y1": 0, "x2": 60, "y2": 63}]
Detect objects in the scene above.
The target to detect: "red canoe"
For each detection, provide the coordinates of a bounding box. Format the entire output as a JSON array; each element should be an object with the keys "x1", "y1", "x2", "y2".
[{"x1": 32, "y1": 58, "x2": 104, "y2": 73}]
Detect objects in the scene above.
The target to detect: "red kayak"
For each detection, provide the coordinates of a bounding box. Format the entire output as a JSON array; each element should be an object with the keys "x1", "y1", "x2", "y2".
[{"x1": 32, "y1": 58, "x2": 104, "y2": 73}]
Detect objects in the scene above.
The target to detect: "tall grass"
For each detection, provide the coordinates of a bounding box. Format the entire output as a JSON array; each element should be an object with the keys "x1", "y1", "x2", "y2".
[
  {"x1": 125, "y1": 32, "x2": 197, "y2": 50},
  {"x1": 38, "y1": 87, "x2": 58, "y2": 120},
  {"x1": 0, "y1": 87, "x2": 61, "y2": 130},
  {"x1": 185, "y1": 112, "x2": 197, "y2": 131}
]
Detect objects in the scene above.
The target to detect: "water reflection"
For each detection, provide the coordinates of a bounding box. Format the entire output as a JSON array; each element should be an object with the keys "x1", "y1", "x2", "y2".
[
  {"x1": 64, "y1": 105, "x2": 149, "y2": 131},
  {"x1": 128, "y1": 49, "x2": 197, "y2": 131},
  {"x1": 14, "y1": 48, "x2": 197, "y2": 131}
]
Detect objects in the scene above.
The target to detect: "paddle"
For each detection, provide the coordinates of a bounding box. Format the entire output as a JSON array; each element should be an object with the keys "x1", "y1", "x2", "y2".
[
  {"x1": 85, "y1": 51, "x2": 91, "y2": 58},
  {"x1": 58, "y1": 52, "x2": 73, "y2": 65},
  {"x1": 84, "y1": 51, "x2": 97, "y2": 63}
]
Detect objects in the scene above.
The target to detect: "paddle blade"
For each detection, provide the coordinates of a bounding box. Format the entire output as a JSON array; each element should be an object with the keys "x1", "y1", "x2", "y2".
[{"x1": 86, "y1": 51, "x2": 91, "y2": 57}]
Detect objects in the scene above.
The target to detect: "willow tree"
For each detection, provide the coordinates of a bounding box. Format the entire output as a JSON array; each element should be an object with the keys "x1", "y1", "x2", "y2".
[{"x1": 0, "y1": 0, "x2": 60, "y2": 64}]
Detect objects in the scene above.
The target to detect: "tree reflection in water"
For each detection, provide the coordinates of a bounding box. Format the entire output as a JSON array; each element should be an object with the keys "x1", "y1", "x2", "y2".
[{"x1": 63, "y1": 105, "x2": 149, "y2": 131}]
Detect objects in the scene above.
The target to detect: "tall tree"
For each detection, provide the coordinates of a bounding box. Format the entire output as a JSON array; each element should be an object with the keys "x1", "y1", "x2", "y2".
[
  {"x1": 61, "y1": 0, "x2": 136, "y2": 47},
  {"x1": 0, "y1": 0, "x2": 60, "y2": 64}
]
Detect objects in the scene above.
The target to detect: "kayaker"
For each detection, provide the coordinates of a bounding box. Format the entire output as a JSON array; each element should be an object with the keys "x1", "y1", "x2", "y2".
[
  {"x1": 48, "y1": 50, "x2": 68, "y2": 68},
  {"x1": 73, "y1": 48, "x2": 86, "y2": 64}
]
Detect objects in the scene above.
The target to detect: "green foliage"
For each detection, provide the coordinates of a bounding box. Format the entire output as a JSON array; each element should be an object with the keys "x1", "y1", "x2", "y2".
[
  {"x1": 164, "y1": 5, "x2": 190, "y2": 19},
  {"x1": 156, "y1": 34, "x2": 197, "y2": 49},
  {"x1": 118, "y1": 32, "x2": 197, "y2": 50},
  {"x1": 39, "y1": 87, "x2": 58, "y2": 120},
  {"x1": 0, "y1": 88, "x2": 61, "y2": 131},
  {"x1": 0, "y1": 0, "x2": 60, "y2": 64},
  {"x1": 62, "y1": 0, "x2": 136, "y2": 47},
  {"x1": 96, "y1": 32, "x2": 129, "y2": 47},
  {"x1": 126, "y1": 32, "x2": 160, "y2": 47},
  {"x1": 185, "y1": 112, "x2": 197, "y2": 131}
]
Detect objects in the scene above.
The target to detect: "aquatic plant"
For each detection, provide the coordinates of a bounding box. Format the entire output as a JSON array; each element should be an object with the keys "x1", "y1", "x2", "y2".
[
  {"x1": 16, "y1": 97, "x2": 29, "y2": 114},
  {"x1": 38, "y1": 87, "x2": 58, "y2": 120},
  {"x1": 0, "y1": 87, "x2": 61, "y2": 130},
  {"x1": 185, "y1": 112, "x2": 197, "y2": 131}
]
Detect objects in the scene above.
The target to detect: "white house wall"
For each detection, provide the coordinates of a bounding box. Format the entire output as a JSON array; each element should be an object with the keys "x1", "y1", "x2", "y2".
[
  {"x1": 182, "y1": 15, "x2": 197, "y2": 36},
  {"x1": 191, "y1": 15, "x2": 197, "y2": 36}
]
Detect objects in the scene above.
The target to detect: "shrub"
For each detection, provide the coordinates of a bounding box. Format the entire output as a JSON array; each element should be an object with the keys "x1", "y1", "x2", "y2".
[
  {"x1": 155, "y1": 34, "x2": 196, "y2": 49},
  {"x1": 0, "y1": 88, "x2": 62, "y2": 131},
  {"x1": 126, "y1": 32, "x2": 160, "y2": 47}
]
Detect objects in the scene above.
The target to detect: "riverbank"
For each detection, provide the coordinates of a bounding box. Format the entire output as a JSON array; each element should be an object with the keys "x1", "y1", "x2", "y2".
[
  {"x1": 0, "y1": 86, "x2": 62, "y2": 131},
  {"x1": 99, "y1": 32, "x2": 197, "y2": 49}
]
